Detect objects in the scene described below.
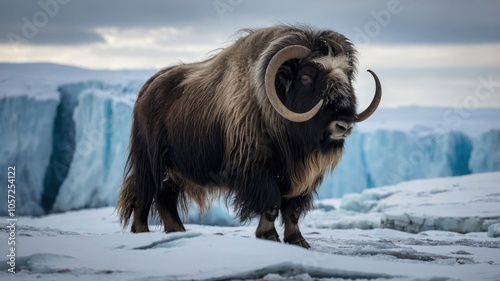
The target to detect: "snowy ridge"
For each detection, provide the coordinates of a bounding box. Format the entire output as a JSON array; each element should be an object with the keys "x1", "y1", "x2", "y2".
[
  {"x1": 333, "y1": 173, "x2": 500, "y2": 234},
  {"x1": 1, "y1": 63, "x2": 500, "y2": 216},
  {"x1": 0, "y1": 63, "x2": 151, "y2": 99},
  {"x1": 0, "y1": 173, "x2": 499, "y2": 280}
]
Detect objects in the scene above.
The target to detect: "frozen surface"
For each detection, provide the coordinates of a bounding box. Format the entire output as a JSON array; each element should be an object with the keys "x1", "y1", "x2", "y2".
[
  {"x1": 1, "y1": 173, "x2": 500, "y2": 280},
  {"x1": 2, "y1": 63, "x2": 500, "y2": 216}
]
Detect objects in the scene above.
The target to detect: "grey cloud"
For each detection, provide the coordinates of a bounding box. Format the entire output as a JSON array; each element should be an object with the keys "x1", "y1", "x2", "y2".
[
  {"x1": 225, "y1": 0, "x2": 500, "y2": 45},
  {"x1": 1, "y1": 24, "x2": 105, "y2": 45},
  {"x1": 0, "y1": 0, "x2": 215, "y2": 45},
  {"x1": 0, "y1": 0, "x2": 499, "y2": 46}
]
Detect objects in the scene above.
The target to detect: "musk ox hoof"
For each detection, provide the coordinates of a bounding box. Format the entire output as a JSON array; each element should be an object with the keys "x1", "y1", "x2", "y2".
[
  {"x1": 165, "y1": 225, "x2": 186, "y2": 233},
  {"x1": 131, "y1": 224, "x2": 150, "y2": 233},
  {"x1": 256, "y1": 230, "x2": 281, "y2": 243},
  {"x1": 284, "y1": 233, "x2": 311, "y2": 249},
  {"x1": 258, "y1": 234, "x2": 281, "y2": 243},
  {"x1": 293, "y1": 239, "x2": 311, "y2": 249}
]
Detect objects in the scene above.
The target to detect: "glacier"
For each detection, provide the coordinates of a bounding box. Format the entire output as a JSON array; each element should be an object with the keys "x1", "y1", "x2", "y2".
[
  {"x1": 469, "y1": 129, "x2": 500, "y2": 173},
  {"x1": 489, "y1": 223, "x2": 500, "y2": 238},
  {"x1": 1, "y1": 63, "x2": 500, "y2": 219},
  {"x1": 1, "y1": 95, "x2": 58, "y2": 215},
  {"x1": 51, "y1": 82, "x2": 137, "y2": 212},
  {"x1": 318, "y1": 130, "x2": 474, "y2": 198}
]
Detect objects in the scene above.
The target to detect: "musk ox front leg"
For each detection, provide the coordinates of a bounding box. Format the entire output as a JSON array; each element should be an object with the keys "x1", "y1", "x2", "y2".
[
  {"x1": 230, "y1": 166, "x2": 282, "y2": 242},
  {"x1": 281, "y1": 195, "x2": 313, "y2": 249},
  {"x1": 255, "y1": 207, "x2": 281, "y2": 242}
]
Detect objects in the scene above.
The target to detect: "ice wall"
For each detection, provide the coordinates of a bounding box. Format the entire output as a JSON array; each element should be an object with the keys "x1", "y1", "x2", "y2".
[
  {"x1": 0, "y1": 96, "x2": 58, "y2": 216},
  {"x1": 0, "y1": 77, "x2": 139, "y2": 215},
  {"x1": 319, "y1": 130, "x2": 474, "y2": 199},
  {"x1": 316, "y1": 132, "x2": 369, "y2": 198},
  {"x1": 469, "y1": 130, "x2": 500, "y2": 173},
  {"x1": 42, "y1": 84, "x2": 82, "y2": 212},
  {"x1": 51, "y1": 82, "x2": 135, "y2": 212}
]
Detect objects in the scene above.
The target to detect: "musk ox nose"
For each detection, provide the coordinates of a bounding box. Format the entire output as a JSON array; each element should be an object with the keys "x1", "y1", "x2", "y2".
[{"x1": 329, "y1": 120, "x2": 353, "y2": 140}]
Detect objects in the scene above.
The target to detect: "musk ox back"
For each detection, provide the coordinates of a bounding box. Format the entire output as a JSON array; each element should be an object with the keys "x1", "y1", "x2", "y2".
[{"x1": 117, "y1": 25, "x2": 381, "y2": 248}]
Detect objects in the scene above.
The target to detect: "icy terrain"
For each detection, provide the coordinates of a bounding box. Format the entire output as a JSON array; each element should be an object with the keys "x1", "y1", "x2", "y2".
[
  {"x1": 1, "y1": 63, "x2": 500, "y2": 216},
  {"x1": 1, "y1": 173, "x2": 499, "y2": 280}
]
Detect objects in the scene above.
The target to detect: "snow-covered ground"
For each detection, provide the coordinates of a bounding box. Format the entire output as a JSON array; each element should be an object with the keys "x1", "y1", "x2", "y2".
[{"x1": 1, "y1": 173, "x2": 499, "y2": 280}]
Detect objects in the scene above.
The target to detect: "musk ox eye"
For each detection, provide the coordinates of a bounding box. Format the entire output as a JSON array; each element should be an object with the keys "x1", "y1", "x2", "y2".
[{"x1": 300, "y1": 75, "x2": 313, "y2": 86}]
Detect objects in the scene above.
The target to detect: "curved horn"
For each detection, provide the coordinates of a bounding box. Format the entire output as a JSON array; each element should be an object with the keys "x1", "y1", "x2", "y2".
[
  {"x1": 355, "y1": 70, "x2": 382, "y2": 122},
  {"x1": 264, "y1": 45, "x2": 324, "y2": 122}
]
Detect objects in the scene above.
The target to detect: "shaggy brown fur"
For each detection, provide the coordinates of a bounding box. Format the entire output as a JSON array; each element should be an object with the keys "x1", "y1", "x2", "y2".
[{"x1": 116, "y1": 25, "x2": 367, "y2": 248}]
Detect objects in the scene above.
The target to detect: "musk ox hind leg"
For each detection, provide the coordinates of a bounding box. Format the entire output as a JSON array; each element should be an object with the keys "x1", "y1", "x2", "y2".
[
  {"x1": 117, "y1": 124, "x2": 160, "y2": 233},
  {"x1": 281, "y1": 195, "x2": 313, "y2": 249},
  {"x1": 116, "y1": 170, "x2": 153, "y2": 233},
  {"x1": 116, "y1": 172, "x2": 135, "y2": 229},
  {"x1": 131, "y1": 195, "x2": 153, "y2": 233},
  {"x1": 155, "y1": 179, "x2": 186, "y2": 232}
]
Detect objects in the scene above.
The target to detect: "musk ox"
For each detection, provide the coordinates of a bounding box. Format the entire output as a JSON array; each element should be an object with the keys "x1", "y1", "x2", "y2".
[{"x1": 117, "y1": 25, "x2": 381, "y2": 248}]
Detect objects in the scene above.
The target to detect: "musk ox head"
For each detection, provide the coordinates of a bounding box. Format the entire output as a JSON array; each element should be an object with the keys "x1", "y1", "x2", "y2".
[{"x1": 257, "y1": 27, "x2": 381, "y2": 150}]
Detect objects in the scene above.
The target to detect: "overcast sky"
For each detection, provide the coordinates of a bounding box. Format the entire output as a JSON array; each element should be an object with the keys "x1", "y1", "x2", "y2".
[{"x1": 1, "y1": 0, "x2": 499, "y2": 108}]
